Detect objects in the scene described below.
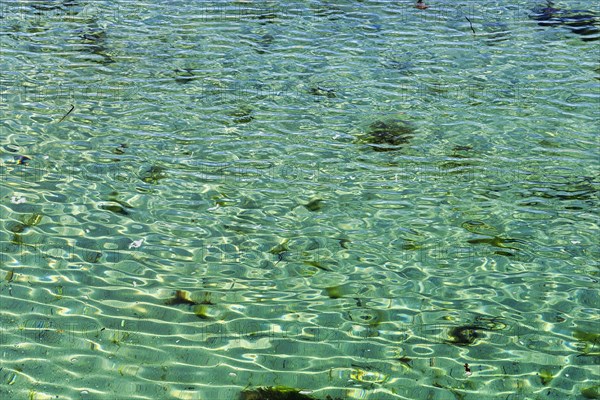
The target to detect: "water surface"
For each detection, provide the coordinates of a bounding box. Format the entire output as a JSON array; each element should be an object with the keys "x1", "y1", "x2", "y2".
[{"x1": 1, "y1": 1, "x2": 599, "y2": 399}]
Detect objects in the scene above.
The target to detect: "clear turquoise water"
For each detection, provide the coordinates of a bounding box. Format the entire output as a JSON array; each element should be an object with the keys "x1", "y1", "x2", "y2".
[{"x1": 1, "y1": 1, "x2": 599, "y2": 399}]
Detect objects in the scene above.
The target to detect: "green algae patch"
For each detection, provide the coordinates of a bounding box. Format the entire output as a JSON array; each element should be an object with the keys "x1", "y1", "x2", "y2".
[
  {"x1": 98, "y1": 203, "x2": 129, "y2": 216},
  {"x1": 269, "y1": 239, "x2": 290, "y2": 256},
  {"x1": 337, "y1": 238, "x2": 351, "y2": 249},
  {"x1": 165, "y1": 290, "x2": 198, "y2": 306},
  {"x1": 140, "y1": 165, "x2": 166, "y2": 184},
  {"x1": 10, "y1": 213, "x2": 44, "y2": 233},
  {"x1": 539, "y1": 368, "x2": 555, "y2": 386},
  {"x1": 165, "y1": 290, "x2": 215, "y2": 319},
  {"x1": 581, "y1": 385, "x2": 600, "y2": 399},
  {"x1": 227, "y1": 106, "x2": 254, "y2": 123},
  {"x1": 309, "y1": 86, "x2": 336, "y2": 98},
  {"x1": 325, "y1": 286, "x2": 343, "y2": 299},
  {"x1": 304, "y1": 199, "x2": 325, "y2": 211},
  {"x1": 573, "y1": 330, "x2": 600, "y2": 344},
  {"x1": 573, "y1": 330, "x2": 600, "y2": 355},
  {"x1": 460, "y1": 220, "x2": 497, "y2": 235},
  {"x1": 467, "y1": 236, "x2": 523, "y2": 250},
  {"x1": 303, "y1": 260, "x2": 332, "y2": 272}
]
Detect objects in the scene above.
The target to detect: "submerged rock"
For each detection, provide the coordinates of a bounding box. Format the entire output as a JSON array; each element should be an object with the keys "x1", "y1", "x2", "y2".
[{"x1": 356, "y1": 118, "x2": 416, "y2": 152}]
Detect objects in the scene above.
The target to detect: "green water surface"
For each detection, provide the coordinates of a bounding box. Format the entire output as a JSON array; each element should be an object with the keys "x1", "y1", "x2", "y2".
[{"x1": 1, "y1": 1, "x2": 599, "y2": 399}]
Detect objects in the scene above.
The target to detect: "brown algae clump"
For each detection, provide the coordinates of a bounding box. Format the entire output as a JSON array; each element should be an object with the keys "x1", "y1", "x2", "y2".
[
  {"x1": 166, "y1": 290, "x2": 215, "y2": 319},
  {"x1": 165, "y1": 290, "x2": 198, "y2": 306}
]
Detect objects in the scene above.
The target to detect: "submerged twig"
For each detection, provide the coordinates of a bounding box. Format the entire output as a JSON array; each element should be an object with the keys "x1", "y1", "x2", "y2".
[
  {"x1": 465, "y1": 16, "x2": 476, "y2": 35},
  {"x1": 58, "y1": 104, "x2": 75, "y2": 123}
]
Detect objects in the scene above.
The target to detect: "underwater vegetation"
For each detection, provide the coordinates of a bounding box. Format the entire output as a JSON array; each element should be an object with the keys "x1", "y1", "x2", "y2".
[
  {"x1": 79, "y1": 25, "x2": 106, "y2": 44},
  {"x1": 98, "y1": 192, "x2": 134, "y2": 216},
  {"x1": 76, "y1": 22, "x2": 114, "y2": 64},
  {"x1": 309, "y1": 86, "x2": 336, "y2": 98},
  {"x1": 15, "y1": 155, "x2": 31, "y2": 165},
  {"x1": 30, "y1": 0, "x2": 80, "y2": 13},
  {"x1": 516, "y1": 176, "x2": 599, "y2": 211},
  {"x1": 573, "y1": 330, "x2": 600, "y2": 356},
  {"x1": 112, "y1": 143, "x2": 128, "y2": 155},
  {"x1": 98, "y1": 203, "x2": 129, "y2": 216},
  {"x1": 165, "y1": 290, "x2": 198, "y2": 306},
  {"x1": 303, "y1": 199, "x2": 325, "y2": 211},
  {"x1": 480, "y1": 21, "x2": 511, "y2": 45},
  {"x1": 530, "y1": 1, "x2": 599, "y2": 42},
  {"x1": 446, "y1": 317, "x2": 507, "y2": 346},
  {"x1": 446, "y1": 325, "x2": 486, "y2": 346},
  {"x1": 174, "y1": 68, "x2": 197, "y2": 84},
  {"x1": 462, "y1": 220, "x2": 526, "y2": 258},
  {"x1": 227, "y1": 106, "x2": 254, "y2": 124},
  {"x1": 140, "y1": 165, "x2": 166, "y2": 184},
  {"x1": 268, "y1": 239, "x2": 290, "y2": 262},
  {"x1": 240, "y1": 387, "x2": 342, "y2": 400},
  {"x1": 253, "y1": 33, "x2": 275, "y2": 54},
  {"x1": 165, "y1": 290, "x2": 215, "y2": 319},
  {"x1": 8, "y1": 213, "x2": 43, "y2": 246},
  {"x1": 520, "y1": 180, "x2": 598, "y2": 202},
  {"x1": 240, "y1": 387, "x2": 312, "y2": 400},
  {"x1": 439, "y1": 145, "x2": 475, "y2": 170},
  {"x1": 337, "y1": 238, "x2": 351, "y2": 249},
  {"x1": 461, "y1": 220, "x2": 497, "y2": 236},
  {"x1": 467, "y1": 236, "x2": 524, "y2": 255},
  {"x1": 538, "y1": 367, "x2": 558, "y2": 386},
  {"x1": 84, "y1": 251, "x2": 102, "y2": 263},
  {"x1": 9, "y1": 213, "x2": 43, "y2": 234},
  {"x1": 581, "y1": 385, "x2": 600, "y2": 399},
  {"x1": 303, "y1": 260, "x2": 332, "y2": 272},
  {"x1": 325, "y1": 286, "x2": 344, "y2": 299},
  {"x1": 355, "y1": 118, "x2": 416, "y2": 152}
]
